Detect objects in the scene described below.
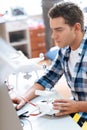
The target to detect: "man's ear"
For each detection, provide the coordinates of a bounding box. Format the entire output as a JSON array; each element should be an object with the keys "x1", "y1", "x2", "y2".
[{"x1": 74, "y1": 23, "x2": 81, "y2": 31}]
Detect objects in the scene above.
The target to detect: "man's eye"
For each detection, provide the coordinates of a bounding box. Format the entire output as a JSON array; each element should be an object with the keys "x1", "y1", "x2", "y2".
[{"x1": 57, "y1": 29, "x2": 63, "y2": 31}]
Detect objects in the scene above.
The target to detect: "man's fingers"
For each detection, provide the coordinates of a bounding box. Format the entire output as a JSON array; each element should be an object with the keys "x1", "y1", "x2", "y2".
[
  {"x1": 55, "y1": 111, "x2": 68, "y2": 116},
  {"x1": 16, "y1": 101, "x2": 25, "y2": 110}
]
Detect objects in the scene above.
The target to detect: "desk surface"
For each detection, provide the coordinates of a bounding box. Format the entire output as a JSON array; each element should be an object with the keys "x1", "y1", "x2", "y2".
[
  {"x1": 17, "y1": 97, "x2": 82, "y2": 130},
  {"x1": 29, "y1": 115, "x2": 81, "y2": 130}
]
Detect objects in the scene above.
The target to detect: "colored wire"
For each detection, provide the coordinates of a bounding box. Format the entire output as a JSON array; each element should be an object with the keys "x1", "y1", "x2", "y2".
[{"x1": 20, "y1": 96, "x2": 41, "y2": 116}]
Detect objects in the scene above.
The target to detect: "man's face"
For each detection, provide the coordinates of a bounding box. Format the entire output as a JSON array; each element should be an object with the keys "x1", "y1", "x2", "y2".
[{"x1": 50, "y1": 17, "x2": 76, "y2": 48}]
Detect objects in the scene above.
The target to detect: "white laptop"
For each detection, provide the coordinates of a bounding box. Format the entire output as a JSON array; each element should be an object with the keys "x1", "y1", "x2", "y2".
[{"x1": 0, "y1": 82, "x2": 23, "y2": 130}]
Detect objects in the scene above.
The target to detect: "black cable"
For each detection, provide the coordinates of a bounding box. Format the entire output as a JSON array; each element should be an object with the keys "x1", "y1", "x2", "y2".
[{"x1": 19, "y1": 117, "x2": 33, "y2": 130}]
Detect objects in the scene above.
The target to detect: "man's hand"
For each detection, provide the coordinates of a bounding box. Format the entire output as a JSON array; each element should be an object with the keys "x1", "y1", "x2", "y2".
[
  {"x1": 52, "y1": 99, "x2": 79, "y2": 116},
  {"x1": 12, "y1": 96, "x2": 26, "y2": 110}
]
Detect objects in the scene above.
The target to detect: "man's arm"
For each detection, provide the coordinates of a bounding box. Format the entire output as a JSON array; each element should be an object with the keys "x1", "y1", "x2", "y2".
[
  {"x1": 23, "y1": 83, "x2": 45, "y2": 101},
  {"x1": 12, "y1": 83, "x2": 45, "y2": 110},
  {"x1": 52, "y1": 99, "x2": 87, "y2": 116}
]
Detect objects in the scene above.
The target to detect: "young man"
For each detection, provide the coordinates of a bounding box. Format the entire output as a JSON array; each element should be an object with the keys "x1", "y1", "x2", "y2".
[{"x1": 12, "y1": 2, "x2": 87, "y2": 120}]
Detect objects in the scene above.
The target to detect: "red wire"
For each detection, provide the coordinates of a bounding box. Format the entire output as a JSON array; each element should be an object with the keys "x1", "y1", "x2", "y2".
[
  {"x1": 20, "y1": 96, "x2": 37, "y2": 107},
  {"x1": 20, "y1": 96, "x2": 41, "y2": 116}
]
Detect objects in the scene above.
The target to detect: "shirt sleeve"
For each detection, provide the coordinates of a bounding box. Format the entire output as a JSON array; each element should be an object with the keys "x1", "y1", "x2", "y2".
[{"x1": 36, "y1": 49, "x2": 64, "y2": 89}]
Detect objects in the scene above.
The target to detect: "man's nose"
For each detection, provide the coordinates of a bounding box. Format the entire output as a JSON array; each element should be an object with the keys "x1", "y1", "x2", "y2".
[{"x1": 51, "y1": 31, "x2": 58, "y2": 40}]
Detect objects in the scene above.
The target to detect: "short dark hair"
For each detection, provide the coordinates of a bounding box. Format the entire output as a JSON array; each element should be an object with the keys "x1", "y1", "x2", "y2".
[{"x1": 48, "y1": 2, "x2": 84, "y2": 31}]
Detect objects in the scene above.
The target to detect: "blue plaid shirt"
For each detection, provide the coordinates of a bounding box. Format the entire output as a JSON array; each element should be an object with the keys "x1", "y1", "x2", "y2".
[{"x1": 36, "y1": 30, "x2": 87, "y2": 119}]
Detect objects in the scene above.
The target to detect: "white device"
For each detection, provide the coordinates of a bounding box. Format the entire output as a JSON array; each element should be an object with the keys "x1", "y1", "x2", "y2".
[
  {"x1": 35, "y1": 89, "x2": 61, "y2": 116},
  {"x1": 0, "y1": 38, "x2": 42, "y2": 83}
]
